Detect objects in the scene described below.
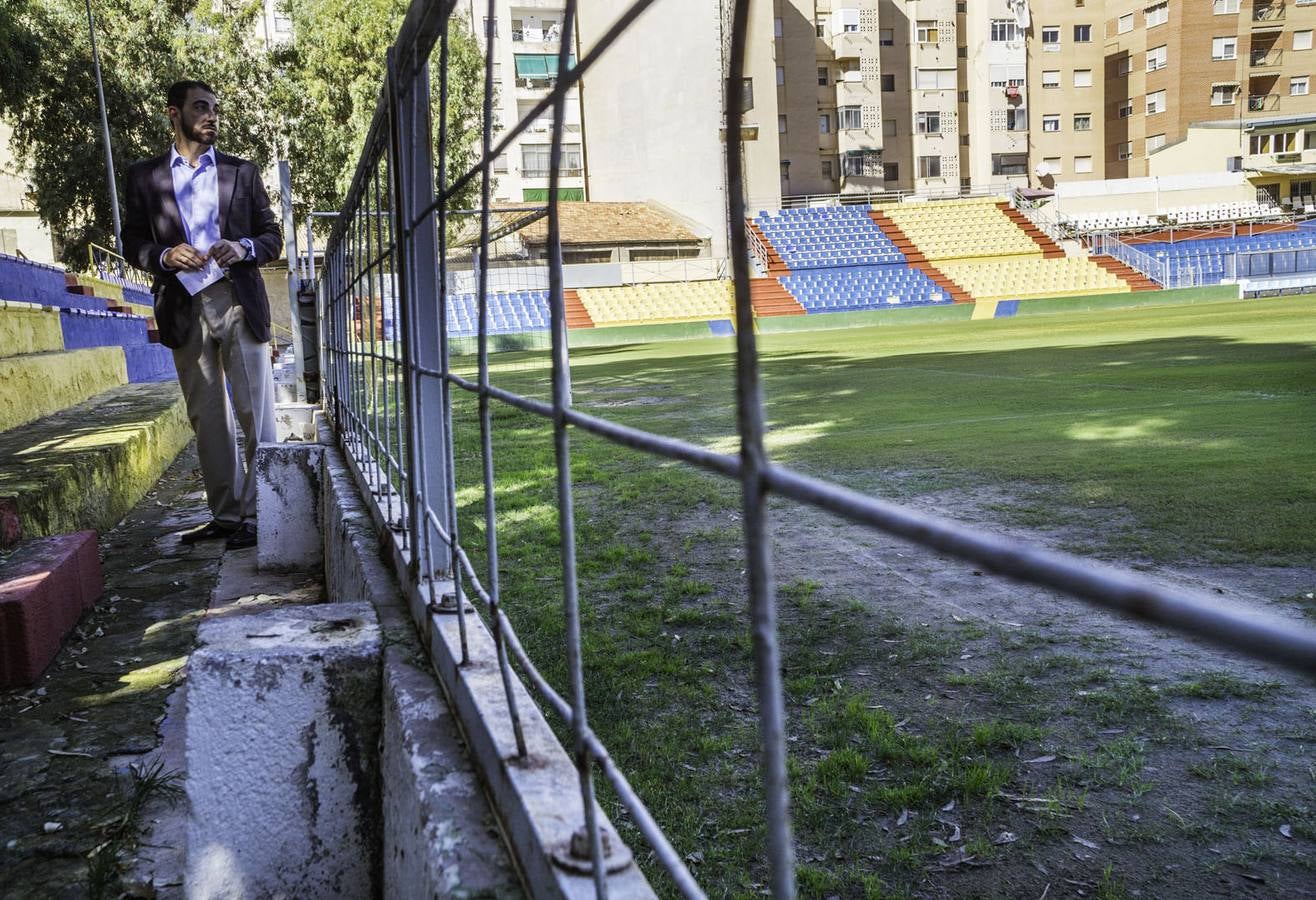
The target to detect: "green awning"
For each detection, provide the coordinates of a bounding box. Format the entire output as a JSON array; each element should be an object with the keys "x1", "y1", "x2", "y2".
[{"x1": 514, "y1": 54, "x2": 577, "y2": 77}]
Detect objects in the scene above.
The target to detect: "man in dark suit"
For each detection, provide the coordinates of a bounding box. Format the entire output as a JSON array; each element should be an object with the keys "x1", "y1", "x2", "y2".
[{"x1": 122, "y1": 80, "x2": 282, "y2": 550}]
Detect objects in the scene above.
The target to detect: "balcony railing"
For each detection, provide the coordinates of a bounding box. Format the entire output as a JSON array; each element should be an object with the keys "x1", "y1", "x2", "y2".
[
  {"x1": 1251, "y1": 48, "x2": 1284, "y2": 66},
  {"x1": 521, "y1": 166, "x2": 584, "y2": 179},
  {"x1": 1253, "y1": 3, "x2": 1286, "y2": 21},
  {"x1": 511, "y1": 27, "x2": 562, "y2": 43},
  {"x1": 1249, "y1": 92, "x2": 1280, "y2": 110}
]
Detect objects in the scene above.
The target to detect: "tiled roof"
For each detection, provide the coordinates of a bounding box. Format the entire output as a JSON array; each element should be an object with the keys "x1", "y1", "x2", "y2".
[{"x1": 514, "y1": 202, "x2": 701, "y2": 246}]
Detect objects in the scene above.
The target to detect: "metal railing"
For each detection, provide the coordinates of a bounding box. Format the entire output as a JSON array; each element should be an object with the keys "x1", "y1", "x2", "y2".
[
  {"x1": 318, "y1": 0, "x2": 1316, "y2": 896},
  {"x1": 87, "y1": 241, "x2": 151, "y2": 290}
]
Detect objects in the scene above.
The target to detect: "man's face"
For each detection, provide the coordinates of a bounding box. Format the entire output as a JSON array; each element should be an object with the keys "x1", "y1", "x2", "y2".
[{"x1": 170, "y1": 88, "x2": 219, "y2": 146}]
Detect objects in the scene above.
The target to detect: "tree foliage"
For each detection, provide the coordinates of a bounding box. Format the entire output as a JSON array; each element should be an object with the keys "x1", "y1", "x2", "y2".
[{"x1": 0, "y1": 0, "x2": 485, "y2": 269}]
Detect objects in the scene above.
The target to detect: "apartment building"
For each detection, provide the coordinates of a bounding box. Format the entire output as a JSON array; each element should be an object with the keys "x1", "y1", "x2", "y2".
[
  {"x1": 1027, "y1": 1, "x2": 1106, "y2": 184},
  {"x1": 1088, "y1": 0, "x2": 1316, "y2": 179}
]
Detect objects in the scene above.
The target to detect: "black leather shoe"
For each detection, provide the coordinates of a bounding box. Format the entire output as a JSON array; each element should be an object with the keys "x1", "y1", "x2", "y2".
[
  {"x1": 179, "y1": 520, "x2": 239, "y2": 544},
  {"x1": 224, "y1": 522, "x2": 258, "y2": 550}
]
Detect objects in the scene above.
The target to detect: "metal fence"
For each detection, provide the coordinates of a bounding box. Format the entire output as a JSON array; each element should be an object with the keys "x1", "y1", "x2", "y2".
[{"x1": 316, "y1": 1, "x2": 1316, "y2": 896}]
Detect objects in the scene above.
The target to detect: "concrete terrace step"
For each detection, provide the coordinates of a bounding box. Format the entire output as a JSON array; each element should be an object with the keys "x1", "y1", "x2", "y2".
[
  {"x1": 0, "y1": 382, "x2": 190, "y2": 544},
  {"x1": 0, "y1": 301, "x2": 64, "y2": 357},
  {"x1": 59, "y1": 308, "x2": 151, "y2": 349},
  {"x1": 0, "y1": 530, "x2": 103, "y2": 686},
  {"x1": 0, "y1": 347, "x2": 128, "y2": 434}
]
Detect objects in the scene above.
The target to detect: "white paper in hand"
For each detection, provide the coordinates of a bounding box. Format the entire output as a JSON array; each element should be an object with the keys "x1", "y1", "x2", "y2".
[{"x1": 177, "y1": 257, "x2": 224, "y2": 296}]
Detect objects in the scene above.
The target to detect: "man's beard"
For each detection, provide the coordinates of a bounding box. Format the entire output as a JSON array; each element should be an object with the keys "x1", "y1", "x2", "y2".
[{"x1": 187, "y1": 120, "x2": 217, "y2": 145}]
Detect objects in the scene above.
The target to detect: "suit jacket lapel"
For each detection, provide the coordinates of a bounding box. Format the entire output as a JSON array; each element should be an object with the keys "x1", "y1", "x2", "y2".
[
  {"x1": 217, "y1": 153, "x2": 237, "y2": 237},
  {"x1": 152, "y1": 155, "x2": 184, "y2": 246}
]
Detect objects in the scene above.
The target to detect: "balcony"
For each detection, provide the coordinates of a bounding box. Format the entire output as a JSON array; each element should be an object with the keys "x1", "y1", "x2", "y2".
[
  {"x1": 1248, "y1": 92, "x2": 1280, "y2": 110},
  {"x1": 829, "y1": 29, "x2": 872, "y2": 60},
  {"x1": 837, "y1": 127, "x2": 883, "y2": 154},
  {"x1": 520, "y1": 167, "x2": 584, "y2": 179},
  {"x1": 1252, "y1": 2, "x2": 1286, "y2": 22},
  {"x1": 511, "y1": 27, "x2": 561, "y2": 52},
  {"x1": 835, "y1": 77, "x2": 875, "y2": 106},
  {"x1": 1250, "y1": 47, "x2": 1283, "y2": 66}
]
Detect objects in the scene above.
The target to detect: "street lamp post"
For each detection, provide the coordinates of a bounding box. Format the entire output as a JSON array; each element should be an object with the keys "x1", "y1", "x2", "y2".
[{"x1": 84, "y1": 0, "x2": 123, "y2": 258}]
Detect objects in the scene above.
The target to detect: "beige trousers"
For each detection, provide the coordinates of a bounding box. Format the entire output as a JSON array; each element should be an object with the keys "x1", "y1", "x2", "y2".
[{"x1": 171, "y1": 280, "x2": 276, "y2": 525}]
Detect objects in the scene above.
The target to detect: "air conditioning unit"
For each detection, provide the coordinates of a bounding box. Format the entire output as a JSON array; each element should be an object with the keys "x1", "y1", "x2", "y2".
[{"x1": 1226, "y1": 156, "x2": 1244, "y2": 172}]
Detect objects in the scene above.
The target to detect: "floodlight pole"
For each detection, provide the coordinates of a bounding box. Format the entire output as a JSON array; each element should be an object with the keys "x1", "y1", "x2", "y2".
[{"x1": 85, "y1": 0, "x2": 123, "y2": 256}]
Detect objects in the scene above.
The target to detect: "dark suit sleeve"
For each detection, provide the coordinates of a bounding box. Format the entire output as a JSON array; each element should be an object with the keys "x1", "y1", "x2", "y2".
[
  {"x1": 121, "y1": 161, "x2": 170, "y2": 277},
  {"x1": 245, "y1": 165, "x2": 282, "y2": 266}
]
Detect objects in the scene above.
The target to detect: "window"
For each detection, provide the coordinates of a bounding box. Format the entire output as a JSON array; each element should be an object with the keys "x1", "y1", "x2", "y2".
[
  {"x1": 779, "y1": 115, "x2": 787, "y2": 133},
  {"x1": 1043, "y1": 113, "x2": 1061, "y2": 132},
  {"x1": 1296, "y1": 30, "x2": 1314, "y2": 51},
  {"x1": 884, "y1": 162, "x2": 899, "y2": 182},
  {"x1": 1292, "y1": 75, "x2": 1310, "y2": 95},
  {"x1": 1212, "y1": 37, "x2": 1237, "y2": 60},
  {"x1": 819, "y1": 114, "x2": 830, "y2": 133},
  {"x1": 776, "y1": 66, "x2": 785, "y2": 86},
  {"x1": 917, "y1": 110, "x2": 942, "y2": 133},
  {"x1": 818, "y1": 67, "x2": 829, "y2": 86},
  {"x1": 959, "y1": 90, "x2": 969, "y2": 103},
  {"x1": 1118, "y1": 13, "x2": 1134, "y2": 33},
  {"x1": 915, "y1": 68, "x2": 957, "y2": 89},
  {"x1": 1213, "y1": 0, "x2": 1239, "y2": 11},
  {"x1": 774, "y1": 17, "x2": 783, "y2": 37},
  {"x1": 1118, "y1": 55, "x2": 1132, "y2": 76},
  {"x1": 822, "y1": 159, "x2": 833, "y2": 179},
  {"x1": 1147, "y1": 133, "x2": 1166, "y2": 153},
  {"x1": 839, "y1": 106, "x2": 863, "y2": 129},
  {"x1": 1074, "y1": 113, "x2": 1093, "y2": 130},
  {"x1": 1118, "y1": 142, "x2": 1133, "y2": 160},
  {"x1": 1075, "y1": 155, "x2": 1094, "y2": 173},
  {"x1": 1074, "y1": 24, "x2": 1092, "y2": 42},
  {"x1": 514, "y1": 52, "x2": 577, "y2": 88},
  {"x1": 991, "y1": 19, "x2": 1020, "y2": 42},
  {"x1": 1043, "y1": 25, "x2": 1061, "y2": 48},
  {"x1": 1147, "y1": 89, "x2": 1167, "y2": 114},
  {"x1": 880, "y1": 28, "x2": 894, "y2": 45},
  {"x1": 989, "y1": 64, "x2": 1027, "y2": 87},
  {"x1": 919, "y1": 155, "x2": 942, "y2": 178},
  {"x1": 992, "y1": 153, "x2": 1028, "y2": 175},
  {"x1": 881, "y1": 73, "x2": 896, "y2": 92},
  {"x1": 1145, "y1": 2, "x2": 1168, "y2": 27},
  {"x1": 1043, "y1": 70, "x2": 1061, "y2": 88},
  {"x1": 917, "y1": 20, "x2": 939, "y2": 42},
  {"x1": 884, "y1": 119, "x2": 897, "y2": 136},
  {"x1": 842, "y1": 153, "x2": 866, "y2": 176},
  {"x1": 780, "y1": 161, "x2": 791, "y2": 180},
  {"x1": 1074, "y1": 69, "x2": 1093, "y2": 87},
  {"x1": 1043, "y1": 157, "x2": 1062, "y2": 174},
  {"x1": 1250, "y1": 131, "x2": 1297, "y2": 153},
  {"x1": 522, "y1": 143, "x2": 583, "y2": 176},
  {"x1": 1147, "y1": 45, "x2": 1167, "y2": 71},
  {"x1": 816, "y1": 15, "x2": 827, "y2": 37},
  {"x1": 1007, "y1": 107, "x2": 1028, "y2": 131},
  {"x1": 742, "y1": 78, "x2": 754, "y2": 111},
  {"x1": 839, "y1": 9, "x2": 859, "y2": 32},
  {"x1": 1119, "y1": 99, "x2": 1134, "y2": 117},
  {"x1": 1212, "y1": 83, "x2": 1238, "y2": 104}
]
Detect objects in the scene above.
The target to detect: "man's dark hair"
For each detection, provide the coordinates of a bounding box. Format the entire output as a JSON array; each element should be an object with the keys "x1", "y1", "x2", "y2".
[{"x1": 166, "y1": 80, "x2": 216, "y2": 109}]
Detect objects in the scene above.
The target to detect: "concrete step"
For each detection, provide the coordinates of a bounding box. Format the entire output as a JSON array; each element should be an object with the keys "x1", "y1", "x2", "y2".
[
  {"x1": 0, "y1": 347, "x2": 128, "y2": 434},
  {"x1": 0, "y1": 301, "x2": 64, "y2": 358},
  {"x1": 0, "y1": 530, "x2": 102, "y2": 686},
  {"x1": 59, "y1": 308, "x2": 152, "y2": 350},
  {"x1": 0, "y1": 382, "x2": 190, "y2": 544}
]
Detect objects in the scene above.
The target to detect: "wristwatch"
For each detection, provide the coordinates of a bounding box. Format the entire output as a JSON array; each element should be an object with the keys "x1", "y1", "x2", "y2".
[{"x1": 240, "y1": 238, "x2": 256, "y2": 262}]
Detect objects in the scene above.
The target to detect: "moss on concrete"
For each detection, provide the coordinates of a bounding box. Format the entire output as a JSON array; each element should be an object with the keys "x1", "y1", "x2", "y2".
[
  {"x1": 0, "y1": 382, "x2": 191, "y2": 538},
  {"x1": 0, "y1": 348, "x2": 128, "y2": 434},
  {"x1": 0, "y1": 303, "x2": 63, "y2": 357}
]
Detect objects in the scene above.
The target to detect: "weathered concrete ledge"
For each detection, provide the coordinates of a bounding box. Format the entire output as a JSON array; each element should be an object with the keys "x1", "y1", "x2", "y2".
[
  {"x1": 322, "y1": 444, "x2": 525, "y2": 897},
  {"x1": 0, "y1": 382, "x2": 190, "y2": 540},
  {"x1": 255, "y1": 442, "x2": 325, "y2": 573},
  {"x1": 327, "y1": 440, "x2": 654, "y2": 897},
  {"x1": 185, "y1": 602, "x2": 381, "y2": 899}
]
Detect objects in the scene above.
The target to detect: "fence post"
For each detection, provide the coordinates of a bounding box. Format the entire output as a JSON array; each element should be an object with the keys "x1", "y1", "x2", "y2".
[{"x1": 393, "y1": 59, "x2": 452, "y2": 574}]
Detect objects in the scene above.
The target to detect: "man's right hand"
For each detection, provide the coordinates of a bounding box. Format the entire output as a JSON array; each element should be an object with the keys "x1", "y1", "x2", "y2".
[{"x1": 163, "y1": 243, "x2": 207, "y2": 271}]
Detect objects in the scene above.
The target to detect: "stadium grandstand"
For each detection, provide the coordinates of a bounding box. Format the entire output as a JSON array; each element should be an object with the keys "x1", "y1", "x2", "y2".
[{"x1": 0, "y1": 251, "x2": 188, "y2": 540}]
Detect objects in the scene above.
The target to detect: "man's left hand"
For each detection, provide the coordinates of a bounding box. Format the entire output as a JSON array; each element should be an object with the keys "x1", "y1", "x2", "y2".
[{"x1": 208, "y1": 239, "x2": 250, "y2": 267}]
